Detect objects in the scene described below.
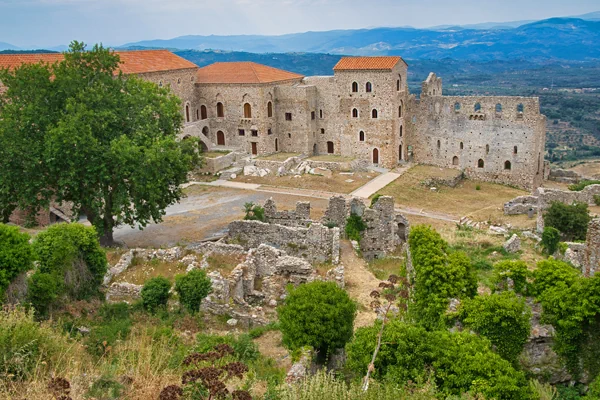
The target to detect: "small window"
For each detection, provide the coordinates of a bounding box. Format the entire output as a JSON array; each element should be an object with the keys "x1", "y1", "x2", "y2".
[
  {"x1": 474, "y1": 103, "x2": 481, "y2": 112},
  {"x1": 352, "y1": 108, "x2": 359, "y2": 118},
  {"x1": 267, "y1": 102, "x2": 273, "y2": 118},
  {"x1": 399, "y1": 125, "x2": 403, "y2": 137},
  {"x1": 243, "y1": 103, "x2": 252, "y2": 118},
  {"x1": 288, "y1": 133, "x2": 291, "y2": 139},
  {"x1": 372, "y1": 109, "x2": 378, "y2": 119},
  {"x1": 437, "y1": 140, "x2": 441, "y2": 149},
  {"x1": 359, "y1": 131, "x2": 365, "y2": 142},
  {"x1": 366, "y1": 82, "x2": 372, "y2": 92},
  {"x1": 486, "y1": 144, "x2": 489, "y2": 154},
  {"x1": 517, "y1": 103, "x2": 524, "y2": 113},
  {"x1": 217, "y1": 102, "x2": 224, "y2": 118},
  {"x1": 454, "y1": 102, "x2": 461, "y2": 111},
  {"x1": 285, "y1": 113, "x2": 292, "y2": 121},
  {"x1": 397, "y1": 79, "x2": 400, "y2": 91},
  {"x1": 320, "y1": 128, "x2": 325, "y2": 134},
  {"x1": 159, "y1": 81, "x2": 163, "y2": 87},
  {"x1": 185, "y1": 105, "x2": 190, "y2": 123},
  {"x1": 399, "y1": 104, "x2": 403, "y2": 118},
  {"x1": 452, "y1": 156, "x2": 459, "y2": 166},
  {"x1": 352, "y1": 82, "x2": 358, "y2": 93},
  {"x1": 238, "y1": 129, "x2": 245, "y2": 136},
  {"x1": 268, "y1": 129, "x2": 273, "y2": 135},
  {"x1": 327, "y1": 141, "x2": 334, "y2": 154},
  {"x1": 496, "y1": 103, "x2": 502, "y2": 113},
  {"x1": 478, "y1": 159, "x2": 484, "y2": 168},
  {"x1": 320, "y1": 109, "x2": 323, "y2": 119},
  {"x1": 251, "y1": 130, "x2": 258, "y2": 137},
  {"x1": 311, "y1": 111, "x2": 316, "y2": 120},
  {"x1": 504, "y1": 160, "x2": 512, "y2": 170},
  {"x1": 217, "y1": 131, "x2": 225, "y2": 146},
  {"x1": 514, "y1": 146, "x2": 518, "y2": 154},
  {"x1": 196, "y1": 109, "x2": 199, "y2": 120},
  {"x1": 177, "y1": 78, "x2": 181, "y2": 84},
  {"x1": 460, "y1": 142, "x2": 464, "y2": 150},
  {"x1": 201, "y1": 105, "x2": 207, "y2": 120}
]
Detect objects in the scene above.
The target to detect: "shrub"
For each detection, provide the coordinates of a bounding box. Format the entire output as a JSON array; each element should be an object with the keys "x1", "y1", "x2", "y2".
[
  {"x1": 175, "y1": 270, "x2": 212, "y2": 314},
  {"x1": 87, "y1": 375, "x2": 124, "y2": 399},
  {"x1": 32, "y1": 223, "x2": 107, "y2": 300},
  {"x1": 278, "y1": 281, "x2": 356, "y2": 357},
  {"x1": 595, "y1": 194, "x2": 600, "y2": 206},
  {"x1": 141, "y1": 277, "x2": 171, "y2": 312},
  {"x1": 0, "y1": 224, "x2": 33, "y2": 300},
  {"x1": 345, "y1": 213, "x2": 366, "y2": 242},
  {"x1": 492, "y1": 260, "x2": 529, "y2": 294},
  {"x1": 541, "y1": 226, "x2": 561, "y2": 255},
  {"x1": 568, "y1": 179, "x2": 600, "y2": 191},
  {"x1": 27, "y1": 272, "x2": 60, "y2": 317},
  {"x1": 243, "y1": 202, "x2": 266, "y2": 222},
  {"x1": 457, "y1": 291, "x2": 532, "y2": 363},
  {"x1": 543, "y1": 201, "x2": 590, "y2": 241},
  {"x1": 408, "y1": 225, "x2": 477, "y2": 330},
  {"x1": 346, "y1": 319, "x2": 532, "y2": 400},
  {"x1": 475, "y1": 184, "x2": 481, "y2": 191}
]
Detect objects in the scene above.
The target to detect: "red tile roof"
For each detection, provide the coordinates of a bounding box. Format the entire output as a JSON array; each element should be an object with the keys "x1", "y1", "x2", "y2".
[
  {"x1": 196, "y1": 62, "x2": 304, "y2": 84},
  {"x1": 0, "y1": 50, "x2": 198, "y2": 75},
  {"x1": 333, "y1": 56, "x2": 405, "y2": 71}
]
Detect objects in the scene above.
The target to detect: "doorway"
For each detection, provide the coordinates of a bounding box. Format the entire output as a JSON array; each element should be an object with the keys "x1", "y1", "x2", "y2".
[
  {"x1": 373, "y1": 148, "x2": 379, "y2": 164},
  {"x1": 217, "y1": 131, "x2": 225, "y2": 146},
  {"x1": 251, "y1": 142, "x2": 258, "y2": 155}
]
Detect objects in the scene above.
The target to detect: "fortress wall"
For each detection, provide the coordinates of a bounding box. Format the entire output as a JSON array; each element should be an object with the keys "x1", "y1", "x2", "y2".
[{"x1": 274, "y1": 84, "x2": 318, "y2": 155}]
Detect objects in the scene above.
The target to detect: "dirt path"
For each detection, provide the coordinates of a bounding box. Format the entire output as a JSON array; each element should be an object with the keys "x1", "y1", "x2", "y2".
[{"x1": 340, "y1": 240, "x2": 380, "y2": 328}]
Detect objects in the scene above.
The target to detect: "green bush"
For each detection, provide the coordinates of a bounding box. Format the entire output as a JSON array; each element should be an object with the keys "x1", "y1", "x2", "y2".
[
  {"x1": 541, "y1": 226, "x2": 561, "y2": 255},
  {"x1": 32, "y1": 223, "x2": 107, "y2": 300},
  {"x1": 595, "y1": 194, "x2": 600, "y2": 206},
  {"x1": 86, "y1": 303, "x2": 133, "y2": 357},
  {"x1": 175, "y1": 270, "x2": 212, "y2": 314},
  {"x1": 543, "y1": 201, "x2": 590, "y2": 241},
  {"x1": 87, "y1": 375, "x2": 124, "y2": 399},
  {"x1": 346, "y1": 319, "x2": 532, "y2": 400},
  {"x1": 457, "y1": 291, "x2": 532, "y2": 363},
  {"x1": 568, "y1": 180, "x2": 600, "y2": 191},
  {"x1": 27, "y1": 272, "x2": 60, "y2": 317},
  {"x1": 345, "y1": 213, "x2": 366, "y2": 242},
  {"x1": 0, "y1": 224, "x2": 33, "y2": 300},
  {"x1": 408, "y1": 225, "x2": 477, "y2": 330},
  {"x1": 492, "y1": 260, "x2": 529, "y2": 294},
  {"x1": 141, "y1": 276, "x2": 171, "y2": 312},
  {"x1": 475, "y1": 184, "x2": 481, "y2": 191},
  {"x1": 278, "y1": 281, "x2": 356, "y2": 357},
  {"x1": 588, "y1": 375, "x2": 600, "y2": 398},
  {"x1": 244, "y1": 202, "x2": 266, "y2": 222}
]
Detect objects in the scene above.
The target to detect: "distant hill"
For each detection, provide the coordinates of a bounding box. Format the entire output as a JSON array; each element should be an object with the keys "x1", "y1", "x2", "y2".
[
  {"x1": 122, "y1": 17, "x2": 600, "y2": 61},
  {"x1": 0, "y1": 42, "x2": 19, "y2": 51}
]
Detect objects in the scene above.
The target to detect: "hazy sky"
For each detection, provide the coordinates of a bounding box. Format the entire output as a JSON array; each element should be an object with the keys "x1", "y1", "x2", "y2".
[{"x1": 1, "y1": 0, "x2": 599, "y2": 48}]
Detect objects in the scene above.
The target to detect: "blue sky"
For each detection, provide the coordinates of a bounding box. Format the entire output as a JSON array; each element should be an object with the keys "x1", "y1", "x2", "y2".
[{"x1": 1, "y1": 0, "x2": 599, "y2": 48}]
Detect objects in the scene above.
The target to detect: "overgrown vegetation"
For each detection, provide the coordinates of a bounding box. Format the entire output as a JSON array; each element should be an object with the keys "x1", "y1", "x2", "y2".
[
  {"x1": 0, "y1": 224, "x2": 33, "y2": 300},
  {"x1": 175, "y1": 270, "x2": 212, "y2": 314},
  {"x1": 568, "y1": 180, "x2": 600, "y2": 191},
  {"x1": 541, "y1": 226, "x2": 561, "y2": 255},
  {"x1": 543, "y1": 201, "x2": 590, "y2": 241},
  {"x1": 243, "y1": 202, "x2": 266, "y2": 222},
  {"x1": 345, "y1": 213, "x2": 366, "y2": 242},
  {"x1": 141, "y1": 277, "x2": 172, "y2": 313}
]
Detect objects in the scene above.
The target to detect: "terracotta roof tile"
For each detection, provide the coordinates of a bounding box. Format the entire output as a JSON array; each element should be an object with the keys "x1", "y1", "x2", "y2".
[
  {"x1": 0, "y1": 50, "x2": 198, "y2": 75},
  {"x1": 196, "y1": 62, "x2": 304, "y2": 84},
  {"x1": 333, "y1": 56, "x2": 405, "y2": 71}
]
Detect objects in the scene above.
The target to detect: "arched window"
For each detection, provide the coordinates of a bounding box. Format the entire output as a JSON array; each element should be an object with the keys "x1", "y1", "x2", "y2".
[
  {"x1": 320, "y1": 109, "x2": 323, "y2": 119},
  {"x1": 514, "y1": 146, "x2": 518, "y2": 154},
  {"x1": 217, "y1": 131, "x2": 225, "y2": 146},
  {"x1": 517, "y1": 103, "x2": 524, "y2": 113},
  {"x1": 366, "y1": 82, "x2": 372, "y2": 92},
  {"x1": 201, "y1": 105, "x2": 207, "y2": 120},
  {"x1": 373, "y1": 148, "x2": 379, "y2": 164},
  {"x1": 243, "y1": 103, "x2": 252, "y2": 118},
  {"x1": 460, "y1": 142, "x2": 464, "y2": 150},
  {"x1": 454, "y1": 102, "x2": 461, "y2": 112},
  {"x1": 372, "y1": 109, "x2": 378, "y2": 119},
  {"x1": 496, "y1": 103, "x2": 502, "y2": 113},
  {"x1": 202, "y1": 126, "x2": 209, "y2": 136},
  {"x1": 275, "y1": 138, "x2": 278, "y2": 152},
  {"x1": 352, "y1": 108, "x2": 359, "y2": 118},
  {"x1": 437, "y1": 140, "x2": 441, "y2": 149},
  {"x1": 478, "y1": 159, "x2": 484, "y2": 168},
  {"x1": 397, "y1": 78, "x2": 401, "y2": 91},
  {"x1": 359, "y1": 131, "x2": 365, "y2": 142},
  {"x1": 267, "y1": 101, "x2": 273, "y2": 118},
  {"x1": 399, "y1": 144, "x2": 403, "y2": 161},
  {"x1": 486, "y1": 144, "x2": 489, "y2": 154},
  {"x1": 185, "y1": 105, "x2": 190, "y2": 122},
  {"x1": 352, "y1": 82, "x2": 358, "y2": 93},
  {"x1": 474, "y1": 103, "x2": 481, "y2": 112},
  {"x1": 452, "y1": 156, "x2": 459, "y2": 166},
  {"x1": 217, "y1": 102, "x2": 224, "y2": 118},
  {"x1": 399, "y1": 125, "x2": 403, "y2": 137},
  {"x1": 504, "y1": 160, "x2": 512, "y2": 170},
  {"x1": 327, "y1": 141, "x2": 334, "y2": 154},
  {"x1": 399, "y1": 104, "x2": 403, "y2": 118}
]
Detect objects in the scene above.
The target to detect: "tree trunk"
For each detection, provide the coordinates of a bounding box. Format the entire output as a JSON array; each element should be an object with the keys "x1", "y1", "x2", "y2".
[{"x1": 362, "y1": 303, "x2": 392, "y2": 392}]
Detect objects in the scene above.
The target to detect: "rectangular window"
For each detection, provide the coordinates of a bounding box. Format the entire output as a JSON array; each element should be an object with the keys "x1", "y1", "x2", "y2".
[
  {"x1": 268, "y1": 129, "x2": 273, "y2": 135},
  {"x1": 238, "y1": 129, "x2": 245, "y2": 136},
  {"x1": 285, "y1": 113, "x2": 292, "y2": 121},
  {"x1": 311, "y1": 111, "x2": 316, "y2": 120},
  {"x1": 320, "y1": 128, "x2": 325, "y2": 134},
  {"x1": 251, "y1": 130, "x2": 258, "y2": 137},
  {"x1": 320, "y1": 109, "x2": 323, "y2": 119}
]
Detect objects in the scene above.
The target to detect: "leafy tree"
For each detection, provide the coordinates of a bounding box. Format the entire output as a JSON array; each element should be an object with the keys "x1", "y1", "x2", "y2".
[
  {"x1": 541, "y1": 226, "x2": 561, "y2": 255},
  {"x1": 492, "y1": 260, "x2": 529, "y2": 294},
  {"x1": 0, "y1": 224, "x2": 33, "y2": 300},
  {"x1": 346, "y1": 319, "x2": 532, "y2": 399},
  {"x1": 543, "y1": 201, "x2": 590, "y2": 241},
  {"x1": 457, "y1": 291, "x2": 532, "y2": 363},
  {"x1": 0, "y1": 42, "x2": 200, "y2": 244},
  {"x1": 278, "y1": 281, "x2": 356, "y2": 357},
  {"x1": 175, "y1": 270, "x2": 212, "y2": 314},
  {"x1": 408, "y1": 225, "x2": 477, "y2": 330},
  {"x1": 345, "y1": 213, "x2": 366, "y2": 242},
  {"x1": 141, "y1": 277, "x2": 171, "y2": 313},
  {"x1": 243, "y1": 202, "x2": 265, "y2": 222}
]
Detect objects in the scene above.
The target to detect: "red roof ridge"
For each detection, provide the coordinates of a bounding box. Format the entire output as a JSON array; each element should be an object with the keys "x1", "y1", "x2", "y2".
[
  {"x1": 333, "y1": 56, "x2": 406, "y2": 71},
  {"x1": 196, "y1": 61, "x2": 303, "y2": 84}
]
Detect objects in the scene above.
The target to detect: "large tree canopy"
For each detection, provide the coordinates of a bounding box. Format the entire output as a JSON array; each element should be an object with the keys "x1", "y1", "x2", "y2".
[{"x1": 0, "y1": 42, "x2": 199, "y2": 244}]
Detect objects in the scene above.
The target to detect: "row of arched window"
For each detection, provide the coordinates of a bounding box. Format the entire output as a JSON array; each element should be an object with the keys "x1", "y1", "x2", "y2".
[
  {"x1": 454, "y1": 102, "x2": 525, "y2": 114},
  {"x1": 352, "y1": 82, "x2": 373, "y2": 93},
  {"x1": 450, "y1": 157, "x2": 512, "y2": 170},
  {"x1": 352, "y1": 108, "x2": 379, "y2": 119},
  {"x1": 184, "y1": 101, "x2": 275, "y2": 123}
]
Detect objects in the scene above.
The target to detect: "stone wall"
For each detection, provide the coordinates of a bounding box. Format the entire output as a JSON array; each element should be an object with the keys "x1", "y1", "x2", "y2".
[
  {"x1": 584, "y1": 218, "x2": 600, "y2": 277},
  {"x1": 359, "y1": 196, "x2": 410, "y2": 261},
  {"x1": 548, "y1": 168, "x2": 583, "y2": 184},
  {"x1": 504, "y1": 195, "x2": 539, "y2": 215},
  {"x1": 263, "y1": 198, "x2": 312, "y2": 227},
  {"x1": 200, "y1": 151, "x2": 245, "y2": 174}
]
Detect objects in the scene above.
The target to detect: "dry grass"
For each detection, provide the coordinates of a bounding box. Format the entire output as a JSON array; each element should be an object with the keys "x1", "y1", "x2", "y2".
[
  {"x1": 233, "y1": 171, "x2": 378, "y2": 194},
  {"x1": 256, "y1": 152, "x2": 300, "y2": 161},
  {"x1": 206, "y1": 253, "x2": 245, "y2": 274},
  {"x1": 568, "y1": 159, "x2": 600, "y2": 178},
  {"x1": 377, "y1": 165, "x2": 527, "y2": 220},
  {"x1": 114, "y1": 257, "x2": 189, "y2": 285},
  {"x1": 308, "y1": 155, "x2": 355, "y2": 162},
  {"x1": 202, "y1": 150, "x2": 231, "y2": 159},
  {"x1": 368, "y1": 257, "x2": 403, "y2": 281}
]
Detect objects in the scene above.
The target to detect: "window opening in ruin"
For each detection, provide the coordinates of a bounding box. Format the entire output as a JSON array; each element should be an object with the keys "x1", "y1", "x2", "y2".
[
  {"x1": 359, "y1": 131, "x2": 365, "y2": 142},
  {"x1": 496, "y1": 103, "x2": 502, "y2": 113},
  {"x1": 373, "y1": 148, "x2": 379, "y2": 164},
  {"x1": 486, "y1": 144, "x2": 489, "y2": 154},
  {"x1": 288, "y1": 133, "x2": 291, "y2": 138},
  {"x1": 159, "y1": 81, "x2": 163, "y2": 87},
  {"x1": 185, "y1": 105, "x2": 190, "y2": 122},
  {"x1": 366, "y1": 82, "x2": 372, "y2": 92},
  {"x1": 196, "y1": 109, "x2": 199, "y2": 120},
  {"x1": 327, "y1": 141, "x2": 334, "y2": 154},
  {"x1": 313, "y1": 143, "x2": 318, "y2": 155},
  {"x1": 537, "y1": 156, "x2": 541, "y2": 175},
  {"x1": 268, "y1": 129, "x2": 273, "y2": 135},
  {"x1": 452, "y1": 156, "x2": 459, "y2": 166},
  {"x1": 217, "y1": 131, "x2": 225, "y2": 146},
  {"x1": 285, "y1": 113, "x2": 292, "y2": 121},
  {"x1": 202, "y1": 126, "x2": 209, "y2": 136},
  {"x1": 217, "y1": 102, "x2": 224, "y2": 118},
  {"x1": 321, "y1": 128, "x2": 325, "y2": 134},
  {"x1": 352, "y1": 108, "x2": 359, "y2": 118},
  {"x1": 517, "y1": 103, "x2": 524, "y2": 113},
  {"x1": 239, "y1": 129, "x2": 245, "y2": 136},
  {"x1": 352, "y1": 82, "x2": 358, "y2": 93},
  {"x1": 201, "y1": 105, "x2": 207, "y2": 120},
  {"x1": 399, "y1": 145, "x2": 403, "y2": 161},
  {"x1": 397, "y1": 223, "x2": 406, "y2": 240},
  {"x1": 275, "y1": 139, "x2": 278, "y2": 152},
  {"x1": 454, "y1": 102, "x2": 461, "y2": 111},
  {"x1": 437, "y1": 140, "x2": 441, "y2": 149},
  {"x1": 320, "y1": 109, "x2": 323, "y2": 118},
  {"x1": 267, "y1": 101, "x2": 273, "y2": 118},
  {"x1": 478, "y1": 159, "x2": 484, "y2": 168},
  {"x1": 399, "y1": 104, "x2": 403, "y2": 118},
  {"x1": 474, "y1": 103, "x2": 481, "y2": 112},
  {"x1": 504, "y1": 160, "x2": 512, "y2": 170},
  {"x1": 311, "y1": 111, "x2": 316, "y2": 120},
  {"x1": 460, "y1": 142, "x2": 464, "y2": 150},
  {"x1": 243, "y1": 103, "x2": 252, "y2": 118},
  {"x1": 251, "y1": 130, "x2": 258, "y2": 137},
  {"x1": 400, "y1": 126, "x2": 403, "y2": 137},
  {"x1": 372, "y1": 109, "x2": 378, "y2": 119},
  {"x1": 514, "y1": 146, "x2": 518, "y2": 154},
  {"x1": 397, "y1": 79, "x2": 400, "y2": 91}
]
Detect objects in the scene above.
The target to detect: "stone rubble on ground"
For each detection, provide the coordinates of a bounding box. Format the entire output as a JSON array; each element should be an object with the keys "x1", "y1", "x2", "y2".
[{"x1": 503, "y1": 234, "x2": 521, "y2": 253}]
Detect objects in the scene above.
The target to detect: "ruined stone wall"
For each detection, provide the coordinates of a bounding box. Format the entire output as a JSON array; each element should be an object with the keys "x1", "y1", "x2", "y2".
[
  {"x1": 584, "y1": 218, "x2": 600, "y2": 277},
  {"x1": 199, "y1": 151, "x2": 245, "y2": 174},
  {"x1": 263, "y1": 198, "x2": 312, "y2": 227},
  {"x1": 359, "y1": 196, "x2": 409, "y2": 261},
  {"x1": 227, "y1": 220, "x2": 340, "y2": 264},
  {"x1": 410, "y1": 76, "x2": 546, "y2": 190}
]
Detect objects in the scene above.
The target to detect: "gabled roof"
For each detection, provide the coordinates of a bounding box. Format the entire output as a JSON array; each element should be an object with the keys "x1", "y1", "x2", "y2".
[
  {"x1": 196, "y1": 62, "x2": 304, "y2": 84},
  {"x1": 333, "y1": 56, "x2": 406, "y2": 71},
  {"x1": 0, "y1": 50, "x2": 198, "y2": 75}
]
